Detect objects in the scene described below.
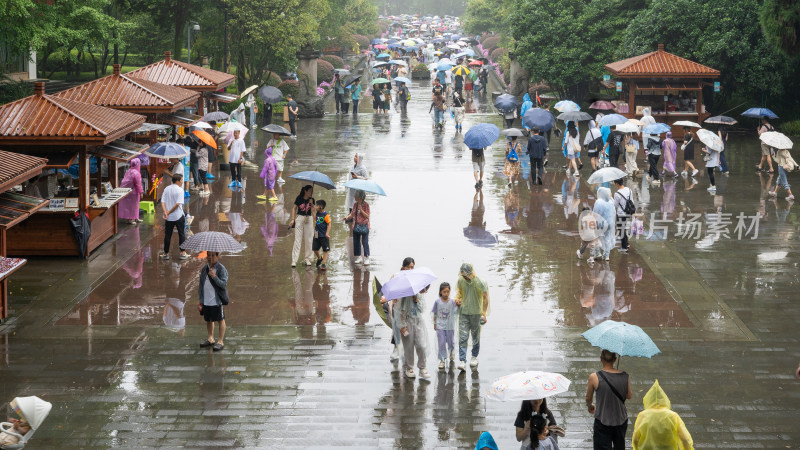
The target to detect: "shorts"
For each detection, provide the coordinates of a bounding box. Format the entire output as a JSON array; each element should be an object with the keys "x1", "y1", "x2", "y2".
[
  {"x1": 312, "y1": 236, "x2": 330, "y2": 252},
  {"x1": 202, "y1": 304, "x2": 224, "y2": 322},
  {"x1": 472, "y1": 159, "x2": 485, "y2": 172},
  {"x1": 761, "y1": 142, "x2": 772, "y2": 156},
  {"x1": 588, "y1": 149, "x2": 599, "y2": 158},
  {"x1": 275, "y1": 159, "x2": 285, "y2": 171}
]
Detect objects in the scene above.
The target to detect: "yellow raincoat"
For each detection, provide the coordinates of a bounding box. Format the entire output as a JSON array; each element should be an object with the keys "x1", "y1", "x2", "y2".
[{"x1": 632, "y1": 380, "x2": 694, "y2": 450}]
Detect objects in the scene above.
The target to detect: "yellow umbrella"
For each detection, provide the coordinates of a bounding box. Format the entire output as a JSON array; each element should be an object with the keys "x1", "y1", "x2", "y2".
[{"x1": 451, "y1": 65, "x2": 471, "y2": 77}]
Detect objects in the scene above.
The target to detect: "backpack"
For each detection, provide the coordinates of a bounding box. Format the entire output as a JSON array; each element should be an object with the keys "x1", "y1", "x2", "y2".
[
  {"x1": 472, "y1": 147, "x2": 484, "y2": 158},
  {"x1": 404, "y1": 87, "x2": 411, "y2": 101},
  {"x1": 616, "y1": 191, "x2": 636, "y2": 216},
  {"x1": 507, "y1": 143, "x2": 519, "y2": 162}
]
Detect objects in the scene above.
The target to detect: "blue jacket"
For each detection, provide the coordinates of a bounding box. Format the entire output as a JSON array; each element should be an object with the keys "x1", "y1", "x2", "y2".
[
  {"x1": 198, "y1": 262, "x2": 229, "y2": 306},
  {"x1": 527, "y1": 134, "x2": 549, "y2": 159}
]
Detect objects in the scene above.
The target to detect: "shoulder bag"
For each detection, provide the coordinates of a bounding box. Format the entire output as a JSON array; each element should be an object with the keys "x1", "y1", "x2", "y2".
[
  {"x1": 597, "y1": 371, "x2": 627, "y2": 404},
  {"x1": 353, "y1": 202, "x2": 369, "y2": 234}
]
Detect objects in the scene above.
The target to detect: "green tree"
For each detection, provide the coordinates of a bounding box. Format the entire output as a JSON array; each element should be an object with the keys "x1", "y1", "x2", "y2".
[
  {"x1": 462, "y1": 0, "x2": 507, "y2": 35},
  {"x1": 760, "y1": 0, "x2": 800, "y2": 56},
  {"x1": 321, "y1": 0, "x2": 378, "y2": 48}
]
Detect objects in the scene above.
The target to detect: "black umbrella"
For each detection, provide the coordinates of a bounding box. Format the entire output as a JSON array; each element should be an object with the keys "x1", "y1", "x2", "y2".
[
  {"x1": 262, "y1": 124, "x2": 291, "y2": 135},
  {"x1": 344, "y1": 75, "x2": 362, "y2": 87},
  {"x1": 556, "y1": 111, "x2": 593, "y2": 122},
  {"x1": 70, "y1": 211, "x2": 91, "y2": 259},
  {"x1": 460, "y1": 37, "x2": 479, "y2": 44},
  {"x1": 704, "y1": 115, "x2": 737, "y2": 126},
  {"x1": 258, "y1": 86, "x2": 283, "y2": 104}
]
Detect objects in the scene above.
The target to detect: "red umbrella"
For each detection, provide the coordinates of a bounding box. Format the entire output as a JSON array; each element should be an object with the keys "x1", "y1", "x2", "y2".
[
  {"x1": 590, "y1": 100, "x2": 615, "y2": 110},
  {"x1": 469, "y1": 60, "x2": 483, "y2": 66}
]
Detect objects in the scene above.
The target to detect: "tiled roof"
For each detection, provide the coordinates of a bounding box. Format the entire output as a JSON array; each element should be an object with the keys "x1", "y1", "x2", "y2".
[
  {"x1": 0, "y1": 87, "x2": 145, "y2": 145},
  {"x1": 127, "y1": 52, "x2": 235, "y2": 91},
  {"x1": 606, "y1": 45, "x2": 720, "y2": 78},
  {"x1": 54, "y1": 67, "x2": 199, "y2": 113},
  {"x1": 0, "y1": 151, "x2": 47, "y2": 193}
]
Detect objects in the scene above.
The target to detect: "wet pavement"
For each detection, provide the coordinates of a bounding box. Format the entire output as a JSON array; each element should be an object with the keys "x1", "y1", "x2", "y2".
[{"x1": 2, "y1": 77, "x2": 800, "y2": 448}]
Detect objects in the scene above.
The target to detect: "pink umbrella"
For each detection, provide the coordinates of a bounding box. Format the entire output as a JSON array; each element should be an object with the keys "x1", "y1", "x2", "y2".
[
  {"x1": 590, "y1": 100, "x2": 615, "y2": 110},
  {"x1": 374, "y1": 44, "x2": 387, "y2": 49}
]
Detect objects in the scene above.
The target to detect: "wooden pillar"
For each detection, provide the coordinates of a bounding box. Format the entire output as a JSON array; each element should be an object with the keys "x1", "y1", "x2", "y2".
[
  {"x1": 628, "y1": 80, "x2": 636, "y2": 116},
  {"x1": 79, "y1": 149, "x2": 89, "y2": 211},
  {"x1": 697, "y1": 86, "x2": 703, "y2": 114},
  {"x1": 110, "y1": 160, "x2": 119, "y2": 187},
  {"x1": 1, "y1": 228, "x2": 6, "y2": 320},
  {"x1": 197, "y1": 95, "x2": 205, "y2": 116}
]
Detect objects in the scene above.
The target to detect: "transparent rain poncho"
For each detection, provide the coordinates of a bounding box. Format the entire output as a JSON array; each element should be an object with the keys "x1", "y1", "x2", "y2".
[{"x1": 632, "y1": 380, "x2": 694, "y2": 450}]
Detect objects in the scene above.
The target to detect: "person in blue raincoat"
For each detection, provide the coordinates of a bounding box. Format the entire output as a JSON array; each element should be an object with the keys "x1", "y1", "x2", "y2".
[
  {"x1": 593, "y1": 187, "x2": 616, "y2": 261},
  {"x1": 520, "y1": 93, "x2": 534, "y2": 132},
  {"x1": 475, "y1": 431, "x2": 499, "y2": 450}
]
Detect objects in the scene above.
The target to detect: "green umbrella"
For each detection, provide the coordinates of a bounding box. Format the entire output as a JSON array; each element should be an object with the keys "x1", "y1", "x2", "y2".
[
  {"x1": 372, "y1": 277, "x2": 391, "y2": 327},
  {"x1": 371, "y1": 78, "x2": 390, "y2": 85}
]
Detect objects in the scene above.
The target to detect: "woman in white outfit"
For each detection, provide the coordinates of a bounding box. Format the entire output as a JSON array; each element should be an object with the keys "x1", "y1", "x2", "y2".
[{"x1": 290, "y1": 185, "x2": 315, "y2": 267}]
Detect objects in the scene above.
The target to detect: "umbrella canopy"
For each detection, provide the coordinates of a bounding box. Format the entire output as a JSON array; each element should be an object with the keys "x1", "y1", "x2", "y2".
[
  {"x1": 344, "y1": 75, "x2": 362, "y2": 87},
  {"x1": 582, "y1": 320, "x2": 660, "y2": 358},
  {"x1": 381, "y1": 267, "x2": 437, "y2": 300},
  {"x1": 587, "y1": 167, "x2": 627, "y2": 184},
  {"x1": 704, "y1": 115, "x2": 737, "y2": 125},
  {"x1": 432, "y1": 51, "x2": 444, "y2": 55},
  {"x1": 343, "y1": 179, "x2": 387, "y2": 196},
  {"x1": 202, "y1": 111, "x2": 229, "y2": 122},
  {"x1": 219, "y1": 121, "x2": 248, "y2": 133},
  {"x1": 387, "y1": 60, "x2": 407, "y2": 66},
  {"x1": 373, "y1": 44, "x2": 387, "y2": 50},
  {"x1": 759, "y1": 131, "x2": 793, "y2": 150},
  {"x1": 468, "y1": 60, "x2": 483, "y2": 66},
  {"x1": 238, "y1": 84, "x2": 258, "y2": 99},
  {"x1": 672, "y1": 120, "x2": 701, "y2": 128},
  {"x1": 405, "y1": 45, "x2": 419, "y2": 51},
  {"x1": 69, "y1": 211, "x2": 91, "y2": 259},
  {"x1": 10, "y1": 396, "x2": 52, "y2": 430},
  {"x1": 742, "y1": 107, "x2": 778, "y2": 119},
  {"x1": 554, "y1": 100, "x2": 580, "y2": 112},
  {"x1": 598, "y1": 114, "x2": 629, "y2": 127},
  {"x1": 626, "y1": 119, "x2": 645, "y2": 126},
  {"x1": 590, "y1": 100, "x2": 615, "y2": 110},
  {"x1": 615, "y1": 122, "x2": 640, "y2": 133},
  {"x1": 334, "y1": 68, "x2": 351, "y2": 76},
  {"x1": 642, "y1": 123, "x2": 671, "y2": 135},
  {"x1": 144, "y1": 142, "x2": 190, "y2": 159},
  {"x1": 377, "y1": 53, "x2": 391, "y2": 59},
  {"x1": 393, "y1": 76, "x2": 411, "y2": 85},
  {"x1": 258, "y1": 85, "x2": 283, "y2": 104},
  {"x1": 190, "y1": 121, "x2": 213, "y2": 129},
  {"x1": 460, "y1": 37, "x2": 479, "y2": 44},
  {"x1": 373, "y1": 61, "x2": 391, "y2": 68},
  {"x1": 262, "y1": 124, "x2": 291, "y2": 136},
  {"x1": 557, "y1": 111, "x2": 593, "y2": 122},
  {"x1": 289, "y1": 170, "x2": 335, "y2": 190},
  {"x1": 451, "y1": 65, "x2": 471, "y2": 76},
  {"x1": 436, "y1": 61, "x2": 454, "y2": 71},
  {"x1": 486, "y1": 371, "x2": 571, "y2": 401},
  {"x1": 494, "y1": 94, "x2": 518, "y2": 113},
  {"x1": 501, "y1": 128, "x2": 524, "y2": 137},
  {"x1": 371, "y1": 77, "x2": 390, "y2": 85},
  {"x1": 181, "y1": 231, "x2": 244, "y2": 253},
  {"x1": 464, "y1": 123, "x2": 500, "y2": 149},
  {"x1": 192, "y1": 129, "x2": 218, "y2": 149},
  {"x1": 523, "y1": 108, "x2": 556, "y2": 131}
]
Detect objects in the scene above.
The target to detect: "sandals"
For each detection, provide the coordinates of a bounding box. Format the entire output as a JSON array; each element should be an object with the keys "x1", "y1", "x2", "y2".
[
  {"x1": 200, "y1": 340, "x2": 215, "y2": 348},
  {"x1": 213, "y1": 343, "x2": 224, "y2": 352}
]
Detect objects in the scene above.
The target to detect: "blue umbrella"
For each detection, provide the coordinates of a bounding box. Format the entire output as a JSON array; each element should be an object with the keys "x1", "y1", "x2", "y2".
[
  {"x1": 642, "y1": 122, "x2": 671, "y2": 135},
  {"x1": 288, "y1": 171, "x2": 335, "y2": 190},
  {"x1": 597, "y1": 113, "x2": 628, "y2": 127},
  {"x1": 377, "y1": 53, "x2": 391, "y2": 59},
  {"x1": 144, "y1": 142, "x2": 189, "y2": 159},
  {"x1": 388, "y1": 43, "x2": 402, "y2": 50},
  {"x1": 388, "y1": 59, "x2": 405, "y2": 65},
  {"x1": 343, "y1": 179, "x2": 387, "y2": 196},
  {"x1": 522, "y1": 108, "x2": 555, "y2": 131},
  {"x1": 741, "y1": 107, "x2": 779, "y2": 119},
  {"x1": 494, "y1": 94, "x2": 518, "y2": 113},
  {"x1": 405, "y1": 46, "x2": 418, "y2": 51},
  {"x1": 437, "y1": 61, "x2": 453, "y2": 71},
  {"x1": 464, "y1": 123, "x2": 500, "y2": 149},
  {"x1": 451, "y1": 34, "x2": 462, "y2": 40},
  {"x1": 462, "y1": 48, "x2": 476, "y2": 56},
  {"x1": 581, "y1": 320, "x2": 660, "y2": 358},
  {"x1": 393, "y1": 76, "x2": 411, "y2": 85},
  {"x1": 386, "y1": 39, "x2": 399, "y2": 44},
  {"x1": 432, "y1": 38, "x2": 446, "y2": 43},
  {"x1": 371, "y1": 38, "x2": 386, "y2": 45}
]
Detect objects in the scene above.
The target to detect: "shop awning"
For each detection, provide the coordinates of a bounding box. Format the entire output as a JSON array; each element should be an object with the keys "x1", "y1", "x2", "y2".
[
  {"x1": 0, "y1": 192, "x2": 49, "y2": 229},
  {"x1": 90, "y1": 139, "x2": 148, "y2": 162},
  {"x1": 207, "y1": 92, "x2": 238, "y2": 103},
  {"x1": 635, "y1": 81, "x2": 701, "y2": 91},
  {"x1": 42, "y1": 152, "x2": 79, "y2": 169},
  {"x1": 134, "y1": 122, "x2": 173, "y2": 133},
  {"x1": 159, "y1": 111, "x2": 202, "y2": 126}
]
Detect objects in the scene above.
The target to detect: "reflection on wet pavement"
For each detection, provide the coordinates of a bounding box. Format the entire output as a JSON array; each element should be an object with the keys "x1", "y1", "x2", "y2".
[{"x1": 3, "y1": 76, "x2": 800, "y2": 448}]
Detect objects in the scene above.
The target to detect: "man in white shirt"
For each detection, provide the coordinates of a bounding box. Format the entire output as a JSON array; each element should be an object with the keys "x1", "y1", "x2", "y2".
[
  {"x1": 160, "y1": 174, "x2": 190, "y2": 260},
  {"x1": 613, "y1": 178, "x2": 633, "y2": 253},
  {"x1": 228, "y1": 129, "x2": 245, "y2": 189}
]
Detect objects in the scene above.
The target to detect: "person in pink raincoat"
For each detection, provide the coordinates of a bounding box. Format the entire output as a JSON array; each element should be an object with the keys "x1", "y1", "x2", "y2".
[
  {"x1": 119, "y1": 158, "x2": 143, "y2": 224},
  {"x1": 661, "y1": 132, "x2": 678, "y2": 178},
  {"x1": 259, "y1": 145, "x2": 278, "y2": 201}
]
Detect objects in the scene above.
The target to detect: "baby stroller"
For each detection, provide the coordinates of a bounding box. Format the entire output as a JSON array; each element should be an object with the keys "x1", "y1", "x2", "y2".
[{"x1": 0, "y1": 396, "x2": 52, "y2": 449}]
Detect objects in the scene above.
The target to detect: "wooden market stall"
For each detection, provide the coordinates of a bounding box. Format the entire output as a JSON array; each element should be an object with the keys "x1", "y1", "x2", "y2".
[
  {"x1": 0, "y1": 151, "x2": 49, "y2": 320},
  {"x1": 0, "y1": 82, "x2": 145, "y2": 256},
  {"x1": 55, "y1": 64, "x2": 202, "y2": 201},
  {"x1": 605, "y1": 44, "x2": 720, "y2": 138}
]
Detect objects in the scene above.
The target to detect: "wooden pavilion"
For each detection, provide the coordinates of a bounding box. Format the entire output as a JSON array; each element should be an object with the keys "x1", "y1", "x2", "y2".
[
  {"x1": 0, "y1": 151, "x2": 48, "y2": 320},
  {"x1": 605, "y1": 44, "x2": 720, "y2": 137},
  {"x1": 0, "y1": 82, "x2": 145, "y2": 256}
]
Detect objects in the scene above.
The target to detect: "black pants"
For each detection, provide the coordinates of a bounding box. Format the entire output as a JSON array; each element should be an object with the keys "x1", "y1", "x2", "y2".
[
  {"x1": 229, "y1": 162, "x2": 241, "y2": 182},
  {"x1": 616, "y1": 216, "x2": 629, "y2": 250},
  {"x1": 190, "y1": 152, "x2": 200, "y2": 186},
  {"x1": 648, "y1": 154, "x2": 660, "y2": 180},
  {"x1": 352, "y1": 100, "x2": 359, "y2": 115},
  {"x1": 504, "y1": 118, "x2": 514, "y2": 128},
  {"x1": 530, "y1": 158, "x2": 544, "y2": 184},
  {"x1": 343, "y1": 102, "x2": 350, "y2": 114},
  {"x1": 399, "y1": 100, "x2": 408, "y2": 114},
  {"x1": 289, "y1": 117, "x2": 296, "y2": 135},
  {"x1": 164, "y1": 215, "x2": 186, "y2": 254},
  {"x1": 263, "y1": 105, "x2": 272, "y2": 126},
  {"x1": 335, "y1": 93, "x2": 343, "y2": 113},
  {"x1": 593, "y1": 418, "x2": 627, "y2": 450},
  {"x1": 609, "y1": 151, "x2": 620, "y2": 168},
  {"x1": 707, "y1": 167, "x2": 715, "y2": 186}
]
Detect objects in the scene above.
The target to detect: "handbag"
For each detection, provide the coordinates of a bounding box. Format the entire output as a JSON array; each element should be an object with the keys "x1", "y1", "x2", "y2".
[{"x1": 352, "y1": 202, "x2": 369, "y2": 233}]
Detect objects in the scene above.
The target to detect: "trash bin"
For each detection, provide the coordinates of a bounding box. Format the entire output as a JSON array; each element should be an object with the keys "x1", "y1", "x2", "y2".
[{"x1": 283, "y1": 105, "x2": 289, "y2": 123}]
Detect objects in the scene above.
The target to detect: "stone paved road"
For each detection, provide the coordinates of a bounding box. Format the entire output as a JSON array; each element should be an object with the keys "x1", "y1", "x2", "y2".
[{"x1": 2, "y1": 75, "x2": 800, "y2": 448}]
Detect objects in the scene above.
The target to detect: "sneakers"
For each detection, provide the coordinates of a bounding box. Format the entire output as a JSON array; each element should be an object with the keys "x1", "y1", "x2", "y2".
[
  {"x1": 438, "y1": 360, "x2": 446, "y2": 370},
  {"x1": 405, "y1": 367, "x2": 416, "y2": 378},
  {"x1": 354, "y1": 256, "x2": 363, "y2": 264},
  {"x1": 316, "y1": 257, "x2": 323, "y2": 268},
  {"x1": 268, "y1": 196, "x2": 278, "y2": 202},
  {"x1": 419, "y1": 368, "x2": 432, "y2": 380},
  {"x1": 450, "y1": 350, "x2": 456, "y2": 361},
  {"x1": 787, "y1": 195, "x2": 795, "y2": 201},
  {"x1": 707, "y1": 186, "x2": 717, "y2": 192},
  {"x1": 692, "y1": 169, "x2": 699, "y2": 177},
  {"x1": 291, "y1": 263, "x2": 296, "y2": 268},
  {"x1": 363, "y1": 256, "x2": 370, "y2": 266},
  {"x1": 159, "y1": 251, "x2": 169, "y2": 260},
  {"x1": 768, "y1": 191, "x2": 777, "y2": 197},
  {"x1": 179, "y1": 252, "x2": 190, "y2": 260},
  {"x1": 390, "y1": 347, "x2": 400, "y2": 362},
  {"x1": 576, "y1": 249, "x2": 583, "y2": 259},
  {"x1": 257, "y1": 195, "x2": 267, "y2": 200},
  {"x1": 469, "y1": 356, "x2": 478, "y2": 368},
  {"x1": 321, "y1": 263, "x2": 327, "y2": 271},
  {"x1": 457, "y1": 361, "x2": 466, "y2": 371},
  {"x1": 277, "y1": 178, "x2": 286, "y2": 184},
  {"x1": 681, "y1": 171, "x2": 687, "y2": 177}
]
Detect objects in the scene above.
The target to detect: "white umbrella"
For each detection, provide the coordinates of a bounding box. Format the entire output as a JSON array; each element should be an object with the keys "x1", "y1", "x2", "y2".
[
  {"x1": 486, "y1": 371, "x2": 571, "y2": 401},
  {"x1": 219, "y1": 121, "x2": 248, "y2": 133},
  {"x1": 697, "y1": 128, "x2": 724, "y2": 151},
  {"x1": 626, "y1": 119, "x2": 645, "y2": 126},
  {"x1": 760, "y1": 131, "x2": 793, "y2": 150},
  {"x1": 381, "y1": 267, "x2": 437, "y2": 301},
  {"x1": 616, "y1": 122, "x2": 640, "y2": 133},
  {"x1": 181, "y1": 231, "x2": 244, "y2": 253},
  {"x1": 673, "y1": 120, "x2": 701, "y2": 128},
  {"x1": 191, "y1": 121, "x2": 213, "y2": 129},
  {"x1": 587, "y1": 167, "x2": 627, "y2": 184}
]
